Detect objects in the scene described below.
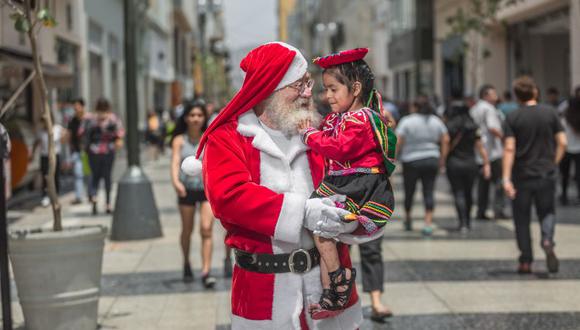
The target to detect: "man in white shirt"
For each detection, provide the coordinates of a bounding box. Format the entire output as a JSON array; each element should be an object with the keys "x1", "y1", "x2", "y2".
[{"x1": 470, "y1": 85, "x2": 507, "y2": 219}]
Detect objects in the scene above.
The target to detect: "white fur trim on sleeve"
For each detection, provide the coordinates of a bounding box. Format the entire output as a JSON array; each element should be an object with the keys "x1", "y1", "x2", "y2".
[
  {"x1": 273, "y1": 192, "x2": 307, "y2": 244},
  {"x1": 337, "y1": 227, "x2": 384, "y2": 245}
]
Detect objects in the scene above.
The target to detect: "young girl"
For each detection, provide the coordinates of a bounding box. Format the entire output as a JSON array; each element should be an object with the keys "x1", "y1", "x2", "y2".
[
  {"x1": 170, "y1": 101, "x2": 217, "y2": 288},
  {"x1": 298, "y1": 48, "x2": 397, "y2": 319}
]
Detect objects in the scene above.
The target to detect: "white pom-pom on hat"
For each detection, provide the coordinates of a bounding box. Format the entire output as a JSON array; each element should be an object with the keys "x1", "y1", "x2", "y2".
[{"x1": 181, "y1": 156, "x2": 202, "y2": 176}]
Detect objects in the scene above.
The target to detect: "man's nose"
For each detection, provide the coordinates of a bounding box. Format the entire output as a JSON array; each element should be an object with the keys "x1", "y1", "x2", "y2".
[{"x1": 301, "y1": 87, "x2": 312, "y2": 98}]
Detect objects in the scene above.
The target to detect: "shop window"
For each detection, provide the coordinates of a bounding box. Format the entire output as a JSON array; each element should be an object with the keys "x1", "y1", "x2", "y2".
[{"x1": 66, "y1": 3, "x2": 73, "y2": 31}]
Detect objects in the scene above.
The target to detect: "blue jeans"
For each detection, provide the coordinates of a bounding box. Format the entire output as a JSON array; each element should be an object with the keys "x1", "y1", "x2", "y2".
[{"x1": 71, "y1": 152, "x2": 85, "y2": 200}]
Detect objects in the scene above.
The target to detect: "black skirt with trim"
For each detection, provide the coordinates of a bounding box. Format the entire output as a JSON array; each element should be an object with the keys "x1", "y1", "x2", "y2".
[{"x1": 311, "y1": 173, "x2": 395, "y2": 232}]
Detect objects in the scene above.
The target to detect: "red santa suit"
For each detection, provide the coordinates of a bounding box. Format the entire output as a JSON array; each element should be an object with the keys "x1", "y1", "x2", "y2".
[{"x1": 195, "y1": 42, "x2": 381, "y2": 330}]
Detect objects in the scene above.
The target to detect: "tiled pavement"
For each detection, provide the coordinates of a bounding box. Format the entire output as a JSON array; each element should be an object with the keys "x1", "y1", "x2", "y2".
[{"x1": 4, "y1": 155, "x2": 580, "y2": 330}]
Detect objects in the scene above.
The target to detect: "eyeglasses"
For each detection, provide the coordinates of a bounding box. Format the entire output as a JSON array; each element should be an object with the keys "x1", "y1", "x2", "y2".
[{"x1": 286, "y1": 79, "x2": 315, "y2": 95}]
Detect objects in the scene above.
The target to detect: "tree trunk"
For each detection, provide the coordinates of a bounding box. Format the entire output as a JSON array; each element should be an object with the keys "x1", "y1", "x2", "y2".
[
  {"x1": 0, "y1": 70, "x2": 36, "y2": 119},
  {"x1": 25, "y1": 0, "x2": 62, "y2": 231}
]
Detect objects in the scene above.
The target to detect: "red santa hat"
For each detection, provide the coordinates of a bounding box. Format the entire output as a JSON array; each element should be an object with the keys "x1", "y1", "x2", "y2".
[{"x1": 195, "y1": 42, "x2": 307, "y2": 158}]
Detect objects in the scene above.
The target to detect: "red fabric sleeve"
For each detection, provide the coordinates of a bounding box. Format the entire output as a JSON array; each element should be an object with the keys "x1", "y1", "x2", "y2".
[
  {"x1": 304, "y1": 112, "x2": 375, "y2": 163},
  {"x1": 202, "y1": 126, "x2": 296, "y2": 240}
]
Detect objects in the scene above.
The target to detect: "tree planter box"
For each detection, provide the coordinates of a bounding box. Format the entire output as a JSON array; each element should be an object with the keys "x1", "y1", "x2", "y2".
[{"x1": 9, "y1": 226, "x2": 107, "y2": 330}]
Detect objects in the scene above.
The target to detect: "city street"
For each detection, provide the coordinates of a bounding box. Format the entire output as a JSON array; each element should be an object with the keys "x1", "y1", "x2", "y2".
[
  {"x1": 2, "y1": 0, "x2": 580, "y2": 329},
  {"x1": 5, "y1": 154, "x2": 580, "y2": 329}
]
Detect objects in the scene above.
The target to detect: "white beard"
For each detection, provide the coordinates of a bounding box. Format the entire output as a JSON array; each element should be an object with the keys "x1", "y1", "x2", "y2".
[{"x1": 265, "y1": 94, "x2": 322, "y2": 136}]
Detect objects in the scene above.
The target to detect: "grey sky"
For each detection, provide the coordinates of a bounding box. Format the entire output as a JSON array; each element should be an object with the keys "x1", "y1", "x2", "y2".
[
  {"x1": 223, "y1": 0, "x2": 277, "y2": 50},
  {"x1": 223, "y1": 0, "x2": 278, "y2": 88}
]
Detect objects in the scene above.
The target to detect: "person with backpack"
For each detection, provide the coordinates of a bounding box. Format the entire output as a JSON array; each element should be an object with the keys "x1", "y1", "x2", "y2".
[{"x1": 444, "y1": 91, "x2": 491, "y2": 232}]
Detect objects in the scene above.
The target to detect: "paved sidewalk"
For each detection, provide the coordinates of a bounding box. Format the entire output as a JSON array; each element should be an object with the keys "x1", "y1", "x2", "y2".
[{"x1": 5, "y1": 154, "x2": 580, "y2": 329}]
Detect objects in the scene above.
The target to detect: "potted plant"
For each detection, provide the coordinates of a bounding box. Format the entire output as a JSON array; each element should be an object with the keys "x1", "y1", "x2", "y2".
[{"x1": 2, "y1": 1, "x2": 107, "y2": 329}]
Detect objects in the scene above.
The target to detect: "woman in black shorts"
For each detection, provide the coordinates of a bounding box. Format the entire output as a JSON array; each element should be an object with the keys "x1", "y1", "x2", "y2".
[{"x1": 171, "y1": 101, "x2": 216, "y2": 288}]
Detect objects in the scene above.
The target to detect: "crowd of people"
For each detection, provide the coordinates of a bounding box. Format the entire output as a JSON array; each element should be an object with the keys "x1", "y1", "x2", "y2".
[
  {"x1": 13, "y1": 40, "x2": 580, "y2": 328},
  {"x1": 171, "y1": 75, "x2": 580, "y2": 327},
  {"x1": 388, "y1": 79, "x2": 579, "y2": 275},
  {"x1": 29, "y1": 97, "x2": 125, "y2": 215}
]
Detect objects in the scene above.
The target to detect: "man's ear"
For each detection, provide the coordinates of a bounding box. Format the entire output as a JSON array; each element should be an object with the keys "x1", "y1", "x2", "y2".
[{"x1": 352, "y1": 82, "x2": 362, "y2": 98}]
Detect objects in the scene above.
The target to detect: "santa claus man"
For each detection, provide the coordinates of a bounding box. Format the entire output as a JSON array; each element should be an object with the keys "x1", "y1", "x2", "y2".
[{"x1": 182, "y1": 42, "x2": 383, "y2": 329}]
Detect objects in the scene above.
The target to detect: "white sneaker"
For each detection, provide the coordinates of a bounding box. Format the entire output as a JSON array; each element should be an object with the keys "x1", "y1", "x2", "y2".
[{"x1": 41, "y1": 196, "x2": 50, "y2": 207}]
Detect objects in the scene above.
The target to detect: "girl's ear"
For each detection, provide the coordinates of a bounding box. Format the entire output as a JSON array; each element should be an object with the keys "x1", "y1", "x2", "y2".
[{"x1": 352, "y1": 81, "x2": 362, "y2": 98}]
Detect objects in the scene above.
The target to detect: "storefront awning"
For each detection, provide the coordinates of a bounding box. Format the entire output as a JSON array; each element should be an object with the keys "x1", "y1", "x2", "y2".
[{"x1": 0, "y1": 49, "x2": 74, "y2": 87}]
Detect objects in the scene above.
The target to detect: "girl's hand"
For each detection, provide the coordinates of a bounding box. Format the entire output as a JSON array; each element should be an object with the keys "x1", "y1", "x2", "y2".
[
  {"x1": 482, "y1": 163, "x2": 491, "y2": 180},
  {"x1": 297, "y1": 119, "x2": 312, "y2": 131},
  {"x1": 114, "y1": 139, "x2": 123, "y2": 151},
  {"x1": 174, "y1": 182, "x2": 187, "y2": 198},
  {"x1": 503, "y1": 180, "x2": 516, "y2": 200}
]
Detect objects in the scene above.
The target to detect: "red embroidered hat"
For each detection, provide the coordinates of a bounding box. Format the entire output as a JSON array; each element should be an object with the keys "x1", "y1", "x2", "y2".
[{"x1": 313, "y1": 48, "x2": 369, "y2": 69}]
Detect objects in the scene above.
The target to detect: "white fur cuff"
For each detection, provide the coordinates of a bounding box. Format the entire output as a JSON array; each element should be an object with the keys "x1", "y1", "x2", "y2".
[{"x1": 273, "y1": 193, "x2": 307, "y2": 244}]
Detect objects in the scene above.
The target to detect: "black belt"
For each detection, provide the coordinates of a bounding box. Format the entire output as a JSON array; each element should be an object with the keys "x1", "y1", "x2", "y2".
[{"x1": 234, "y1": 247, "x2": 320, "y2": 274}]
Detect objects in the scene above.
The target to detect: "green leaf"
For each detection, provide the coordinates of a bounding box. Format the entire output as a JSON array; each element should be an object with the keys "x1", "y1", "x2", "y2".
[
  {"x1": 9, "y1": 13, "x2": 22, "y2": 21},
  {"x1": 14, "y1": 17, "x2": 30, "y2": 33},
  {"x1": 43, "y1": 17, "x2": 58, "y2": 28},
  {"x1": 37, "y1": 8, "x2": 49, "y2": 20}
]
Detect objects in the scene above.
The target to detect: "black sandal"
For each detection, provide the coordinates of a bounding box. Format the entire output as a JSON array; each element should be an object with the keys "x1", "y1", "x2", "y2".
[{"x1": 310, "y1": 267, "x2": 356, "y2": 320}]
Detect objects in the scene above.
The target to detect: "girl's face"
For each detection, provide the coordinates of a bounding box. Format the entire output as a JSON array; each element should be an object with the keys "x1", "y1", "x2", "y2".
[
  {"x1": 185, "y1": 107, "x2": 206, "y2": 129},
  {"x1": 322, "y1": 73, "x2": 357, "y2": 113}
]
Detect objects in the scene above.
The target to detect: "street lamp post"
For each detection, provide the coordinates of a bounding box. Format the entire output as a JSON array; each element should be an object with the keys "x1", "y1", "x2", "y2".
[{"x1": 110, "y1": 0, "x2": 162, "y2": 240}]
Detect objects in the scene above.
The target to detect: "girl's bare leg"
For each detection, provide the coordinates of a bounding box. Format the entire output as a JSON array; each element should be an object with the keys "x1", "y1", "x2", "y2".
[
  {"x1": 199, "y1": 201, "x2": 214, "y2": 275},
  {"x1": 179, "y1": 204, "x2": 196, "y2": 265}
]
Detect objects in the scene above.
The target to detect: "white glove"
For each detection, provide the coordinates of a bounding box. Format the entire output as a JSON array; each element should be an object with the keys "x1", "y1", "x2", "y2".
[{"x1": 304, "y1": 195, "x2": 352, "y2": 239}]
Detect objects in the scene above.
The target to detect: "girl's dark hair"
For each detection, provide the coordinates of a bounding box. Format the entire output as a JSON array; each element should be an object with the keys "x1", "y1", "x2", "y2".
[
  {"x1": 171, "y1": 100, "x2": 208, "y2": 143},
  {"x1": 323, "y1": 59, "x2": 380, "y2": 111},
  {"x1": 95, "y1": 97, "x2": 111, "y2": 112},
  {"x1": 413, "y1": 95, "x2": 434, "y2": 116},
  {"x1": 445, "y1": 102, "x2": 478, "y2": 137},
  {"x1": 565, "y1": 97, "x2": 580, "y2": 134}
]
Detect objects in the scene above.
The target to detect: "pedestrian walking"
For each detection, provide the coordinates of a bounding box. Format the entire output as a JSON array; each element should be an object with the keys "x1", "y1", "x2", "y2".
[
  {"x1": 498, "y1": 91, "x2": 519, "y2": 117},
  {"x1": 559, "y1": 97, "x2": 580, "y2": 205},
  {"x1": 30, "y1": 120, "x2": 64, "y2": 207},
  {"x1": 80, "y1": 98, "x2": 125, "y2": 215},
  {"x1": 444, "y1": 91, "x2": 491, "y2": 232},
  {"x1": 145, "y1": 110, "x2": 164, "y2": 161},
  {"x1": 170, "y1": 101, "x2": 216, "y2": 287},
  {"x1": 502, "y1": 76, "x2": 567, "y2": 274},
  {"x1": 66, "y1": 98, "x2": 88, "y2": 205},
  {"x1": 546, "y1": 87, "x2": 561, "y2": 108},
  {"x1": 358, "y1": 238, "x2": 393, "y2": 322},
  {"x1": 396, "y1": 97, "x2": 450, "y2": 236},
  {"x1": 471, "y1": 84, "x2": 507, "y2": 220}
]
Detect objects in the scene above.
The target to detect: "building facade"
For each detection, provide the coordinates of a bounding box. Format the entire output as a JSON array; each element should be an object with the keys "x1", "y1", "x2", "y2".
[
  {"x1": 84, "y1": 0, "x2": 125, "y2": 119},
  {"x1": 388, "y1": 0, "x2": 434, "y2": 101},
  {"x1": 0, "y1": 0, "x2": 84, "y2": 190},
  {"x1": 434, "y1": 0, "x2": 580, "y2": 100}
]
